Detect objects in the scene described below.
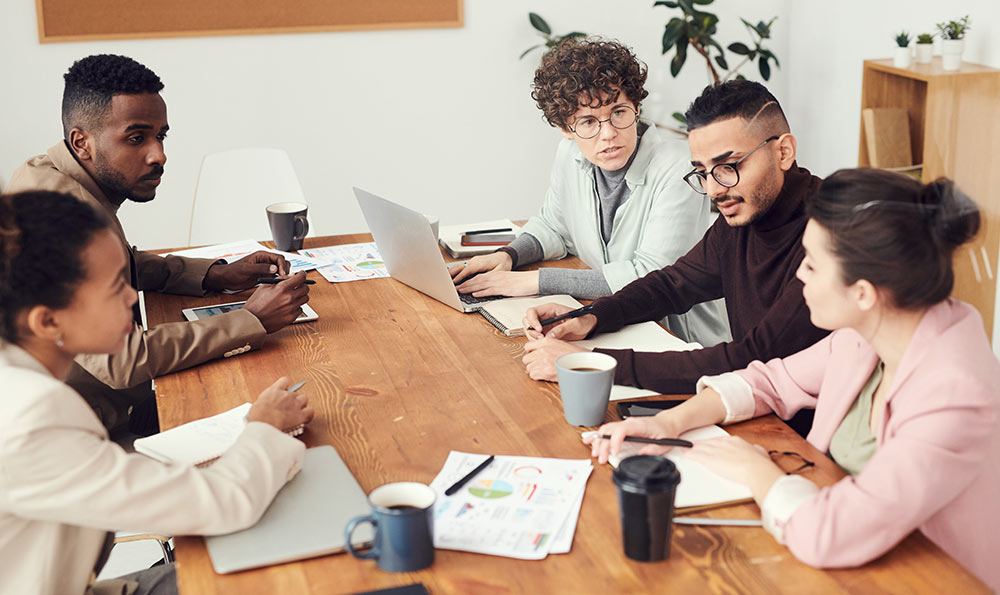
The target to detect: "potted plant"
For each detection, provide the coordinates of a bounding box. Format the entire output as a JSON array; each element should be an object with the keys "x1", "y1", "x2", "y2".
[
  {"x1": 893, "y1": 31, "x2": 912, "y2": 68},
  {"x1": 936, "y1": 15, "x2": 970, "y2": 71},
  {"x1": 915, "y1": 33, "x2": 934, "y2": 64}
]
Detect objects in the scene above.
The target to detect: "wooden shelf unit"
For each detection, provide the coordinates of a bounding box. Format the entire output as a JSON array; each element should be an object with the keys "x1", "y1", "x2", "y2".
[{"x1": 859, "y1": 58, "x2": 1000, "y2": 339}]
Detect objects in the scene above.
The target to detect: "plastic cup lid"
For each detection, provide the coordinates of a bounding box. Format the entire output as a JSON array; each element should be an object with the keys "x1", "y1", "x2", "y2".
[{"x1": 612, "y1": 455, "x2": 680, "y2": 491}]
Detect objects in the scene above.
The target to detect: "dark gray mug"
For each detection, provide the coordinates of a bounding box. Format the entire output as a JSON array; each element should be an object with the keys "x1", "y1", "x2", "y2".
[
  {"x1": 345, "y1": 482, "x2": 435, "y2": 572},
  {"x1": 266, "y1": 202, "x2": 309, "y2": 251}
]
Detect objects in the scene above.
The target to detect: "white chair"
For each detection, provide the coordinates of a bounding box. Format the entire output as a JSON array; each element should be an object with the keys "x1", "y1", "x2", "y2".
[{"x1": 188, "y1": 148, "x2": 306, "y2": 247}]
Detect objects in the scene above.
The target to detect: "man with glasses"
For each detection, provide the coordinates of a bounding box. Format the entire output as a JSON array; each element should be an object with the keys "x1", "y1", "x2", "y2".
[
  {"x1": 450, "y1": 38, "x2": 730, "y2": 346},
  {"x1": 523, "y1": 80, "x2": 829, "y2": 433}
]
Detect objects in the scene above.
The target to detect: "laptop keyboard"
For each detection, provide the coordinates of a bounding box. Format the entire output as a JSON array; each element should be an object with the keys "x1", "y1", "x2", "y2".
[{"x1": 459, "y1": 292, "x2": 505, "y2": 305}]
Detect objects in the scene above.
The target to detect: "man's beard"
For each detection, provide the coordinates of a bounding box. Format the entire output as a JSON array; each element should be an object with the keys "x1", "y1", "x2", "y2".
[{"x1": 93, "y1": 156, "x2": 162, "y2": 204}]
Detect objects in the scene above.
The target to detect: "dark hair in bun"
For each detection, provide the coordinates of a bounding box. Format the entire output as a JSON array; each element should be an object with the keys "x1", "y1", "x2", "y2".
[
  {"x1": 0, "y1": 191, "x2": 109, "y2": 343},
  {"x1": 806, "y1": 168, "x2": 980, "y2": 309}
]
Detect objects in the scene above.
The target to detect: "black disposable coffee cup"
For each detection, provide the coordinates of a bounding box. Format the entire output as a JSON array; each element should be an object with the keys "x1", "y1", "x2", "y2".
[{"x1": 612, "y1": 455, "x2": 681, "y2": 562}]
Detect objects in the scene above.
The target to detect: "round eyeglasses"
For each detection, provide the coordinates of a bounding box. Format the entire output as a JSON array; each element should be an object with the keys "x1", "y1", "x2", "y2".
[
  {"x1": 568, "y1": 106, "x2": 639, "y2": 140},
  {"x1": 683, "y1": 135, "x2": 780, "y2": 194}
]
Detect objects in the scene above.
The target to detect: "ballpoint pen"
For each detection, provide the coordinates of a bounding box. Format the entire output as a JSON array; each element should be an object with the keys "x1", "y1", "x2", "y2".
[
  {"x1": 461, "y1": 227, "x2": 513, "y2": 235},
  {"x1": 537, "y1": 304, "x2": 595, "y2": 328},
  {"x1": 444, "y1": 455, "x2": 494, "y2": 496},
  {"x1": 256, "y1": 277, "x2": 316, "y2": 285},
  {"x1": 599, "y1": 435, "x2": 694, "y2": 448}
]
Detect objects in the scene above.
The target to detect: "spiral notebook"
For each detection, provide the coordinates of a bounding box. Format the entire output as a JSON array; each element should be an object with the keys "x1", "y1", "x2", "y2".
[
  {"x1": 478, "y1": 295, "x2": 583, "y2": 336},
  {"x1": 134, "y1": 403, "x2": 303, "y2": 466}
]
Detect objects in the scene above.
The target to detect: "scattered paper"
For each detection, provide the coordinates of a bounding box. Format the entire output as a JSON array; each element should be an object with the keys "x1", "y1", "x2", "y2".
[
  {"x1": 164, "y1": 239, "x2": 324, "y2": 273},
  {"x1": 430, "y1": 452, "x2": 592, "y2": 560},
  {"x1": 299, "y1": 243, "x2": 390, "y2": 283}
]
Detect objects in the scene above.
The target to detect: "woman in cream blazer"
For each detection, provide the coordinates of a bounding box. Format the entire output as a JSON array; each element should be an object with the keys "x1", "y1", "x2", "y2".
[
  {"x1": 587, "y1": 169, "x2": 1000, "y2": 589},
  {"x1": 0, "y1": 191, "x2": 313, "y2": 594}
]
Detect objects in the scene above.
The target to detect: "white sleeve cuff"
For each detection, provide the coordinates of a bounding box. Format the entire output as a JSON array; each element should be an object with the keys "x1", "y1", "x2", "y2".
[
  {"x1": 761, "y1": 474, "x2": 820, "y2": 543},
  {"x1": 697, "y1": 372, "x2": 755, "y2": 424}
]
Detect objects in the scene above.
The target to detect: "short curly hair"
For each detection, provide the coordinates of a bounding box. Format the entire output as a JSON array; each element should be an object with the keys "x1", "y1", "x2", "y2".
[
  {"x1": 61, "y1": 54, "x2": 164, "y2": 137},
  {"x1": 0, "y1": 191, "x2": 109, "y2": 343},
  {"x1": 531, "y1": 38, "x2": 649, "y2": 131}
]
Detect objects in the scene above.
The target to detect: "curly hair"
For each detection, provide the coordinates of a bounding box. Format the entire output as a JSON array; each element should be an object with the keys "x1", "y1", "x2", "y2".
[
  {"x1": 61, "y1": 54, "x2": 164, "y2": 137},
  {"x1": 0, "y1": 191, "x2": 109, "y2": 343},
  {"x1": 531, "y1": 38, "x2": 649, "y2": 130}
]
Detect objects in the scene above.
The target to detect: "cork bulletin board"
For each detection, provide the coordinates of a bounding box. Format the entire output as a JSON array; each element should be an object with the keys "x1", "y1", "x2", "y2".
[{"x1": 36, "y1": 0, "x2": 463, "y2": 42}]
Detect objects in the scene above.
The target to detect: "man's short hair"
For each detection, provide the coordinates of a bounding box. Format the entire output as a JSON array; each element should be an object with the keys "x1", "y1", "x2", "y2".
[
  {"x1": 684, "y1": 80, "x2": 789, "y2": 136},
  {"x1": 531, "y1": 38, "x2": 649, "y2": 130},
  {"x1": 61, "y1": 54, "x2": 164, "y2": 137}
]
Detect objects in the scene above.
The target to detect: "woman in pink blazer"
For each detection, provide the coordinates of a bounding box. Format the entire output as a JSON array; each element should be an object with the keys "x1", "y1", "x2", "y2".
[{"x1": 587, "y1": 168, "x2": 1000, "y2": 588}]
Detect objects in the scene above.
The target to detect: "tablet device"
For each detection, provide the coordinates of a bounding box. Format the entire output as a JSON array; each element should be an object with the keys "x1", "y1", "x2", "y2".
[{"x1": 182, "y1": 301, "x2": 318, "y2": 323}]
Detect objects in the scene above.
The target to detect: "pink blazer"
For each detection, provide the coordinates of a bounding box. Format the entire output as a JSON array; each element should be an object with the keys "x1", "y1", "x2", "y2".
[{"x1": 734, "y1": 299, "x2": 1000, "y2": 588}]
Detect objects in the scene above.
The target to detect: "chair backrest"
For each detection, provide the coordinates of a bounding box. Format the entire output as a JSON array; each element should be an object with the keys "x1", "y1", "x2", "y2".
[{"x1": 188, "y1": 148, "x2": 306, "y2": 246}]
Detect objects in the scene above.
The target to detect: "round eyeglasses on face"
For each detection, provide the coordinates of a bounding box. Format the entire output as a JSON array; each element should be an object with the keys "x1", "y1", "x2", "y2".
[
  {"x1": 568, "y1": 105, "x2": 639, "y2": 140},
  {"x1": 683, "y1": 135, "x2": 780, "y2": 194}
]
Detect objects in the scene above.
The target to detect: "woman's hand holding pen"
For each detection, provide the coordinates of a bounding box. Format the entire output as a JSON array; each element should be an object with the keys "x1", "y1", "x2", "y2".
[
  {"x1": 247, "y1": 376, "x2": 314, "y2": 433},
  {"x1": 584, "y1": 415, "x2": 680, "y2": 465}
]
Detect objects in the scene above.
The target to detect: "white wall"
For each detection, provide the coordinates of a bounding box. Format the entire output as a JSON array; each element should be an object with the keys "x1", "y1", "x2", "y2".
[{"x1": 0, "y1": 0, "x2": 782, "y2": 250}]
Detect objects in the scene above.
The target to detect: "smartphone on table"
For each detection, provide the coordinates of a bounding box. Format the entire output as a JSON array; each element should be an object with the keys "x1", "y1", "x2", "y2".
[
  {"x1": 616, "y1": 399, "x2": 687, "y2": 419},
  {"x1": 460, "y1": 233, "x2": 516, "y2": 246}
]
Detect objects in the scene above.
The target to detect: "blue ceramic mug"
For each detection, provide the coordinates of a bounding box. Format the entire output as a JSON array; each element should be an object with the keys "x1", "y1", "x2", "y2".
[{"x1": 345, "y1": 482, "x2": 435, "y2": 572}]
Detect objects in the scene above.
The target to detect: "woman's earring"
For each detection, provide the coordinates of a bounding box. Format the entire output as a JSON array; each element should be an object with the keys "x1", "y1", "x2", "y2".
[{"x1": 56, "y1": 335, "x2": 64, "y2": 348}]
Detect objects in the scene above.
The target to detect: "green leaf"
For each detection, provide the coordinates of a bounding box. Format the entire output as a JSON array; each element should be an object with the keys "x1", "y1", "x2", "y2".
[
  {"x1": 715, "y1": 54, "x2": 728, "y2": 70},
  {"x1": 564, "y1": 31, "x2": 587, "y2": 39},
  {"x1": 672, "y1": 111, "x2": 687, "y2": 124},
  {"x1": 691, "y1": 0, "x2": 714, "y2": 4},
  {"x1": 670, "y1": 38, "x2": 688, "y2": 77},
  {"x1": 728, "y1": 42, "x2": 751, "y2": 55},
  {"x1": 735, "y1": 73, "x2": 746, "y2": 80},
  {"x1": 759, "y1": 57, "x2": 771, "y2": 80},
  {"x1": 662, "y1": 18, "x2": 686, "y2": 53},
  {"x1": 528, "y1": 13, "x2": 551, "y2": 35},
  {"x1": 653, "y1": 0, "x2": 680, "y2": 7},
  {"x1": 519, "y1": 44, "x2": 542, "y2": 59}
]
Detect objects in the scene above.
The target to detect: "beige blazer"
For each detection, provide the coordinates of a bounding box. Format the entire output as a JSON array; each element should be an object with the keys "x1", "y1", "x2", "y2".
[
  {"x1": 6, "y1": 143, "x2": 267, "y2": 425},
  {"x1": 0, "y1": 342, "x2": 304, "y2": 595}
]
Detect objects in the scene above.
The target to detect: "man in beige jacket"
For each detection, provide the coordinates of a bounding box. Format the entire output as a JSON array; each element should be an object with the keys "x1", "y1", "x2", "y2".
[{"x1": 6, "y1": 54, "x2": 311, "y2": 434}]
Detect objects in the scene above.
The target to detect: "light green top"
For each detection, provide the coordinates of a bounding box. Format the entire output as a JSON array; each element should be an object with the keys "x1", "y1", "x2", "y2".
[{"x1": 829, "y1": 362, "x2": 882, "y2": 476}]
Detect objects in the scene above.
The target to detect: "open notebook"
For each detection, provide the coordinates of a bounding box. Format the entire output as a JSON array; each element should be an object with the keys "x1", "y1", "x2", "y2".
[
  {"x1": 582, "y1": 425, "x2": 753, "y2": 511},
  {"x1": 478, "y1": 295, "x2": 584, "y2": 336},
  {"x1": 134, "y1": 403, "x2": 303, "y2": 466}
]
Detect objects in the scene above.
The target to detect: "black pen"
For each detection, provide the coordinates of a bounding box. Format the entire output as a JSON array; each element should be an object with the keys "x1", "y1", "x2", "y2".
[
  {"x1": 537, "y1": 304, "x2": 595, "y2": 328},
  {"x1": 444, "y1": 455, "x2": 494, "y2": 496},
  {"x1": 256, "y1": 277, "x2": 316, "y2": 285},
  {"x1": 600, "y1": 435, "x2": 694, "y2": 448},
  {"x1": 461, "y1": 227, "x2": 513, "y2": 235}
]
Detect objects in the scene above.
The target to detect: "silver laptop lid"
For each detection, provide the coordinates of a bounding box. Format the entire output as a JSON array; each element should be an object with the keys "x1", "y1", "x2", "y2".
[
  {"x1": 205, "y1": 445, "x2": 372, "y2": 574},
  {"x1": 354, "y1": 187, "x2": 467, "y2": 312}
]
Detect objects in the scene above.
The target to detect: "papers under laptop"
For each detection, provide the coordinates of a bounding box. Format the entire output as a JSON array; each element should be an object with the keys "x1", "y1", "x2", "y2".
[
  {"x1": 204, "y1": 445, "x2": 372, "y2": 574},
  {"x1": 354, "y1": 187, "x2": 509, "y2": 313}
]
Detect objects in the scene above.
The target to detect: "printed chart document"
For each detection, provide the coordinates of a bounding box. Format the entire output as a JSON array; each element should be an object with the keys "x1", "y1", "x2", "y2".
[
  {"x1": 583, "y1": 425, "x2": 753, "y2": 510},
  {"x1": 429, "y1": 452, "x2": 592, "y2": 560},
  {"x1": 438, "y1": 219, "x2": 523, "y2": 258},
  {"x1": 164, "y1": 239, "x2": 324, "y2": 273},
  {"x1": 574, "y1": 321, "x2": 702, "y2": 401},
  {"x1": 299, "y1": 242, "x2": 390, "y2": 283}
]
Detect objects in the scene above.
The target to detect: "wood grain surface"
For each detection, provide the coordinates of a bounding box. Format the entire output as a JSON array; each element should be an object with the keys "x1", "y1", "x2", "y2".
[{"x1": 146, "y1": 234, "x2": 988, "y2": 594}]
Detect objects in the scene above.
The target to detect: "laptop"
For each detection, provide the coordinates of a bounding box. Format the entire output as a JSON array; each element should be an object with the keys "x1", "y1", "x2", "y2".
[
  {"x1": 354, "y1": 187, "x2": 505, "y2": 312},
  {"x1": 204, "y1": 445, "x2": 372, "y2": 574}
]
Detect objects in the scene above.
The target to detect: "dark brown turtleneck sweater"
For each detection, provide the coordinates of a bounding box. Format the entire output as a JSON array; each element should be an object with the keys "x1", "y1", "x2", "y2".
[{"x1": 589, "y1": 164, "x2": 829, "y2": 394}]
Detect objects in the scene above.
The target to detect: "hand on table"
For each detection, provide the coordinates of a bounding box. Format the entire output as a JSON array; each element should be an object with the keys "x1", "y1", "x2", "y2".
[
  {"x1": 243, "y1": 271, "x2": 310, "y2": 334},
  {"x1": 522, "y1": 303, "x2": 597, "y2": 340},
  {"x1": 684, "y1": 436, "x2": 786, "y2": 499},
  {"x1": 247, "y1": 376, "x2": 315, "y2": 433},
  {"x1": 203, "y1": 250, "x2": 290, "y2": 292},
  {"x1": 521, "y1": 335, "x2": 588, "y2": 381},
  {"x1": 583, "y1": 415, "x2": 679, "y2": 465}
]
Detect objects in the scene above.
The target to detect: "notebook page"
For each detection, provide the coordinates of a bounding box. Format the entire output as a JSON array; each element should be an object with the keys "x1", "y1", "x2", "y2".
[
  {"x1": 479, "y1": 295, "x2": 583, "y2": 336},
  {"x1": 134, "y1": 403, "x2": 251, "y2": 465}
]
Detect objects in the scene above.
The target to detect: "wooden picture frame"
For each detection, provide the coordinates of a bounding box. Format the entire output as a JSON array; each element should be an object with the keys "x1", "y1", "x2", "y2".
[{"x1": 36, "y1": 0, "x2": 463, "y2": 43}]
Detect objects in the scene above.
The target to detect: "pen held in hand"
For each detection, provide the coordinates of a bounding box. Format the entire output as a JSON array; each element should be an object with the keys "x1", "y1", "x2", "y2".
[
  {"x1": 444, "y1": 455, "x2": 494, "y2": 496},
  {"x1": 256, "y1": 277, "x2": 316, "y2": 285},
  {"x1": 600, "y1": 434, "x2": 694, "y2": 448},
  {"x1": 537, "y1": 304, "x2": 594, "y2": 328}
]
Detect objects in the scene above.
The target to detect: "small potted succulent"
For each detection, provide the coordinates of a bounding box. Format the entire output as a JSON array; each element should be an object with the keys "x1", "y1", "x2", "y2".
[
  {"x1": 915, "y1": 33, "x2": 934, "y2": 64},
  {"x1": 936, "y1": 15, "x2": 970, "y2": 71},
  {"x1": 893, "y1": 31, "x2": 912, "y2": 68}
]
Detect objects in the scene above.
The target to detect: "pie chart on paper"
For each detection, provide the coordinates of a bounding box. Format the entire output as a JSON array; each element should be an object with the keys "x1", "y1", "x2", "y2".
[{"x1": 468, "y1": 479, "x2": 513, "y2": 499}]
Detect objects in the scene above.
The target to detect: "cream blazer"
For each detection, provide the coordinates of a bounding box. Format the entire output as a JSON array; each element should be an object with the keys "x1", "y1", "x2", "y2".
[{"x1": 0, "y1": 342, "x2": 304, "y2": 595}]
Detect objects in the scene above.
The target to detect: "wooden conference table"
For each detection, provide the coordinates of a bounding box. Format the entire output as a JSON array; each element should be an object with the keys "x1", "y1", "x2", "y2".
[{"x1": 146, "y1": 234, "x2": 987, "y2": 594}]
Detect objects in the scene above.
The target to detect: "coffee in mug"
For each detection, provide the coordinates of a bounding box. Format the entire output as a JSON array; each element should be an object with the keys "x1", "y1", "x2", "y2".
[
  {"x1": 555, "y1": 352, "x2": 617, "y2": 426},
  {"x1": 345, "y1": 482, "x2": 435, "y2": 572}
]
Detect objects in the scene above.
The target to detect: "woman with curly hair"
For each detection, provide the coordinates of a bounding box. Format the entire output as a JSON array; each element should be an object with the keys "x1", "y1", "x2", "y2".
[{"x1": 451, "y1": 38, "x2": 729, "y2": 346}]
